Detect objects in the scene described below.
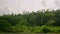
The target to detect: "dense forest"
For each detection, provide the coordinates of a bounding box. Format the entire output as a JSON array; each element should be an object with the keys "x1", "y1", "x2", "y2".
[{"x1": 0, "y1": 9, "x2": 60, "y2": 33}]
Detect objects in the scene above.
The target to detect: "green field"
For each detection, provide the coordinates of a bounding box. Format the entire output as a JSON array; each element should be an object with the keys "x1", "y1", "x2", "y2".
[
  {"x1": 7, "y1": 26, "x2": 60, "y2": 33},
  {"x1": 0, "y1": 26, "x2": 60, "y2": 34}
]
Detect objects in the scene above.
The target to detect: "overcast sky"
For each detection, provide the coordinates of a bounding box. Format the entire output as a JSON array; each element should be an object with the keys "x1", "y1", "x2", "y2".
[{"x1": 0, "y1": 0, "x2": 60, "y2": 14}]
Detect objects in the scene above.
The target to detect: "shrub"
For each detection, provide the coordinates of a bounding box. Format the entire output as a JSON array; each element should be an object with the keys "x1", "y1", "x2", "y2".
[
  {"x1": 0, "y1": 20, "x2": 11, "y2": 32},
  {"x1": 42, "y1": 27, "x2": 51, "y2": 33}
]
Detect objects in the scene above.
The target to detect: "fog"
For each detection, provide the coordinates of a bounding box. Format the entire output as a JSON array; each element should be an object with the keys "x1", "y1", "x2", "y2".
[{"x1": 0, "y1": 0, "x2": 60, "y2": 14}]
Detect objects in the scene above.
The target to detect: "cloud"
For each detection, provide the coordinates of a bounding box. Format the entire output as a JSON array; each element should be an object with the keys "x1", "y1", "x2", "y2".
[
  {"x1": 0, "y1": 0, "x2": 60, "y2": 14},
  {"x1": 42, "y1": 0, "x2": 58, "y2": 9},
  {"x1": 54, "y1": 0, "x2": 60, "y2": 8},
  {"x1": 0, "y1": 8, "x2": 11, "y2": 15}
]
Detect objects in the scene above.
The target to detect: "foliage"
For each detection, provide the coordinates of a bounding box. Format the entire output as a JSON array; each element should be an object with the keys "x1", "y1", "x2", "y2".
[
  {"x1": 0, "y1": 20, "x2": 11, "y2": 32},
  {"x1": 0, "y1": 9, "x2": 60, "y2": 33}
]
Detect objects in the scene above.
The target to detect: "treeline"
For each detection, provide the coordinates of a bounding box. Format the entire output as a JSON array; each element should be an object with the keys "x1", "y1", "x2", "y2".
[{"x1": 0, "y1": 9, "x2": 60, "y2": 32}]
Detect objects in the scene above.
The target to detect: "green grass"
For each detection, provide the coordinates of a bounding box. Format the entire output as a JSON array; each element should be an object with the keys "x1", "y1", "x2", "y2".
[
  {"x1": 0, "y1": 26, "x2": 60, "y2": 33},
  {"x1": 17, "y1": 26, "x2": 60, "y2": 33}
]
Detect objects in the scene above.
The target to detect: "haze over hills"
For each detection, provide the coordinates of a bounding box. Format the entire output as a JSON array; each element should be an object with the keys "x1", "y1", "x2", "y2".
[{"x1": 0, "y1": 0, "x2": 60, "y2": 15}]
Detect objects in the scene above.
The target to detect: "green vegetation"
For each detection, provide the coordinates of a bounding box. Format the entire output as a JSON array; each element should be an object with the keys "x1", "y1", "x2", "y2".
[{"x1": 0, "y1": 9, "x2": 60, "y2": 33}]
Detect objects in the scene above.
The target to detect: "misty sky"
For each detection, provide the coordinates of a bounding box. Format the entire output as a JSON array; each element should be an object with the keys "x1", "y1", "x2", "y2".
[{"x1": 0, "y1": 0, "x2": 60, "y2": 14}]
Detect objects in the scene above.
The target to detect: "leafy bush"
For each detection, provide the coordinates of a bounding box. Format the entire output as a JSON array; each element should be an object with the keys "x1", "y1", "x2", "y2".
[
  {"x1": 42, "y1": 27, "x2": 51, "y2": 33},
  {"x1": 0, "y1": 20, "x2": 11, "y2": 32}
]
